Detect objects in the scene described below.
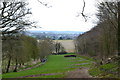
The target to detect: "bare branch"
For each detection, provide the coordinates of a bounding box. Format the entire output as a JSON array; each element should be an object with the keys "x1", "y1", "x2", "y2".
[
  {"x1": 81, "y1": 0, "x2": 87, "y2": 22},
  {"x1": 76, "y1": 0, "x2": 87, "y2": 22},
  {"x1": 37, "y1": 0, "x2": 52, "y2": 8},
  {"x1": 0, "y1": 2, "x2": 33, "y2": 36}
]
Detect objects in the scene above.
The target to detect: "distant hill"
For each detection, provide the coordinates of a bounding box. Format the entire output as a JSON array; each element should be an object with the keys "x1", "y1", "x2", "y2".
[
  {"x1": 25, "y1": 30, "x2": 83, "y2": 40},
  {"x1": 28, "y1": 30, "x2": 83, "y2": 34}
]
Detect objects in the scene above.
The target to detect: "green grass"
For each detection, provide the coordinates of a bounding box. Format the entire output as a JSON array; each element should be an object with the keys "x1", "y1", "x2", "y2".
[
  {"x1": 77, "y1": 55, "x2": 94, "y2": 61},
  {"x1": 89, "y1": 62, "x2": 118, "y2": 78},
  {"x1": 89, "y1": 67, "x2": 102, "y2": 77},
  {"x1": 100, "y1": 63, "x2": 117, "y2": 71},
  {"x1": 2, "y1": 53, "x2": 93, "y2": 78}
]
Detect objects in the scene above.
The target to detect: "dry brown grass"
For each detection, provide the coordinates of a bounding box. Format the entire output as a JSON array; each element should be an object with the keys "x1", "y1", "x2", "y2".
[{"x1": 53, "y1": 40, "x2": 75, "y2": 52}]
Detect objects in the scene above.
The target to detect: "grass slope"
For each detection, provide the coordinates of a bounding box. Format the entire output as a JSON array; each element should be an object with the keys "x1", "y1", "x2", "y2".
[
  {"x1": 89, "y1": 62, "x2": 118, "y2": 78},
  {"x1": 2, "y1": 53, "x2": 93, "y2": 78}
]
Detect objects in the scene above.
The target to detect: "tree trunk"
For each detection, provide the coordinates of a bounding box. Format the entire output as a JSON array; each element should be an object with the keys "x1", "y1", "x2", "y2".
[
  {"x1": 118, "y1": 1, "x2": 120, "y2": 56},
  {"x1": 6, "y1": 57, "x2": 11, "y2": 73},
  {"x1": 55, "y1": 46, "x2": 58, "y2": 53},
  {"x1": 19, "y1": 63, "x2": 22, "y2": 67},
  {"x1": 13, "y1": 59, "x2": 18, "y2": 72},
  {"x1": 118, "y1": 1, "x2": 120, "y2": 78},
  {"x1": 22, "y1": 63, "x2": 24, "y2": 65},
  {"x1": 34, "y1": 57, "x2": 36, "y2": 61}
]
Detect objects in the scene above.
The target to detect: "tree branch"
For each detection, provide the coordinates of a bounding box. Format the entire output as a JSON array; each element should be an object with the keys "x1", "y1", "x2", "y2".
[
  {"x1": 76, "y1": 0, "x2": 87, "y2": 22},
  {"x1": 81, "y1": 0, "x2": 87, "y2": 22},
  {"x1": 37, "y1": 0, "x2": 52, "y2": 8}
]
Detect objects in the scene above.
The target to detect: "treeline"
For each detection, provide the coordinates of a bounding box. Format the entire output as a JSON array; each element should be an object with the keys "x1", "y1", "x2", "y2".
[
  {"x1": 1, "y1": 2, "x2": 56, "y2": 73},
  {"x1": 75, "y1": 2, "x2": 118, "y2": 61},
  {"x1": 1, "y1": 1, "x2": 67, "y2": 74},
  {"x1": 2, "y1": 35, "x2": 66, "y2": 73},
  {"x1": 2, "y1": 35, "x2": 54, "y2": 73}
]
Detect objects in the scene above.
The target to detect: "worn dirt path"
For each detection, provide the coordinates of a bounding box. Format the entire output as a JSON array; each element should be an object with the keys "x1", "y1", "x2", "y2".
[
  {"x1": 18, "y1": 73, "x2": 62, "y2": 78},
  {"x1": 65, "y1": 68, "x2": 92, "y2": 78}
]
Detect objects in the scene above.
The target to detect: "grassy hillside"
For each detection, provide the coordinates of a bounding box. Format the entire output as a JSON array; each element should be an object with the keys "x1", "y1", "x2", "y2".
[
  {"x1": 89, "y1": 62, "x2": 119, "y2": 78},
  {"x1": 2, "y1": 53, "x2": 93, "y2": 78},
  {"x1": 2, "y1": 53, "x2": 119, "y2": 78}
]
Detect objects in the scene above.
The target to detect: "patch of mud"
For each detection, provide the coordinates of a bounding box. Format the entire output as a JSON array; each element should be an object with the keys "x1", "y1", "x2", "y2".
[{"x1": 64, "y1": 68, "x2": 92, "y2": 78}]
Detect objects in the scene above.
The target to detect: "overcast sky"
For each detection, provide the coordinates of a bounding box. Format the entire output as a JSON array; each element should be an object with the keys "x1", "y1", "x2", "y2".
[{"x1": 27, "y1": 0, "x2": 98, "y2": 32}]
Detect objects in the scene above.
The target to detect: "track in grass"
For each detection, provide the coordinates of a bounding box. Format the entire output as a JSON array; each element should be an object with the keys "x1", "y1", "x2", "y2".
[{"x1": 2, "y1": 53, "x2": 93, "y2": 78}]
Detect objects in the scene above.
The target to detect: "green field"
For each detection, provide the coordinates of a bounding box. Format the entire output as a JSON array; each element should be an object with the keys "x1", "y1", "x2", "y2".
[{"x1": 2, "y1": 53, "x2": 93, "y2": 78}]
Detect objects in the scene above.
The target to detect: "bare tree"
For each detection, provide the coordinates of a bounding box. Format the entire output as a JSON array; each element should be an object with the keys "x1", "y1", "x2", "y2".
[
  {"x1": 38, "y1": 38, "x2": 54, "y2": 62},
  {"x1": 54, "y1": 42, "x2": 65, "y2": 54},
  {"x1": 0, "y1": 2, "x2": 34, "y2": 38},
  {"x1": 75, "y1": 1, "x2": 118, "y2": 61}
]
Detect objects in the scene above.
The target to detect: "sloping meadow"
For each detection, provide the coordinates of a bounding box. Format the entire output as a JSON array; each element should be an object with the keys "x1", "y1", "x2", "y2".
[{"x1": 2, "y1": 53, "x2": 93, "y2": 78}]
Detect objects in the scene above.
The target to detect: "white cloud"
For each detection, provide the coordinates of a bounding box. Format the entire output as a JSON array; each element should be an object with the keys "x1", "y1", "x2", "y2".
[{"x1": 27, "y1": 0, "x2": 98, "y2": 32}]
